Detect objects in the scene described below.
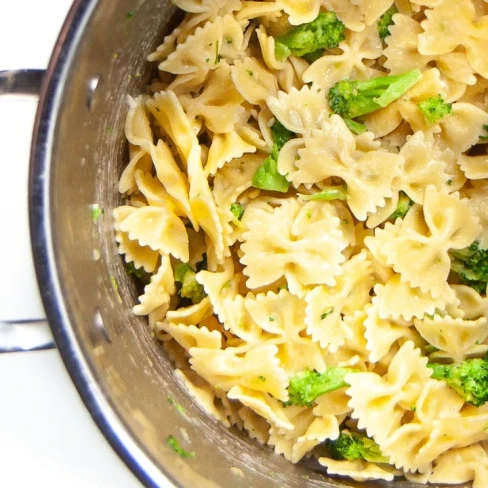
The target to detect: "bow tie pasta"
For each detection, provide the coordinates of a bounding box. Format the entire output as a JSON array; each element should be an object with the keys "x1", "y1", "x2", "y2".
[{"x1": 113, "y1": 0, "x2": 488, "y2": 486}]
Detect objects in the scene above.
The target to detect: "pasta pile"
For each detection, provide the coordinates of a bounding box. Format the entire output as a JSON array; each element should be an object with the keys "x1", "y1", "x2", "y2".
[{"x1": 114, "y1": 0, "x2": 488, "y2": 485}]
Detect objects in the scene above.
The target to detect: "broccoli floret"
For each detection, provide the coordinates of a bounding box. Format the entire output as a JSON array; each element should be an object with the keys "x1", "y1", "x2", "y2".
[
  {"x1": 418, "y1": 95, "x2": 453, "y2": 124},
  {"x1": 449, "y1": 241, "x2": 488, "y2": 295},
  {"x1": 275, "y1": 12, "x2": 346, "y2": 61},
  {"x1": 284, "y1": 368, "x2": 359, "y2": 407},
  {"x1": 300, "y1": 185, "x2": 347, "y2": 202},
  {"x1": 326, "y1": 430, "x2": 388, "y2": 463},
  {"x1": 174, "y1": 263, "x2": 206, "y2": 304},
  {"x1": 230, "y1": 203, "x2": 244, "y2": 221},
  {"x1": 252, "y1": 120, "x2": 295, "y2": 193},
  {"x1": 480, "y1": 124, "x2": 488, "y2": 141},
  {"x1": 389, "y1": 192, "x2": 414, "y2": 221},
  {"x1": 428, "y1": 357, "x2": 488, "y2": 406},
  {"x1": 344, "y1": 118, "x2": 367, "y2": 134},
  {"x1": 329, "y1": 69, "x2": 422, "y2": 122},
  {"x1": 378, "y1": 6, "x2": 398, "y2": 40},
  {"x1": 125, "y1": 262, "x2": 151, "y2": 284}
]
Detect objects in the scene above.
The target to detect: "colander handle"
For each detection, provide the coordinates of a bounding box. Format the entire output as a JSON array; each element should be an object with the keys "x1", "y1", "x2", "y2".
[
  {"x1": 0, "y1": 69, "x2": 54, "y2": 352},
  {"x1": 0, "y1": 69, "x2": 44, "y2": 96}
]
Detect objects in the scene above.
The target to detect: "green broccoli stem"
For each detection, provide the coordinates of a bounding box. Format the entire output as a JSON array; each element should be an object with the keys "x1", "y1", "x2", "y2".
[
  {"x1": 329, "y1": 69, "x2": 422, "y2": 120},
  {"x1": 300, "y1": 186, "x2": 347, "y2": 201}
]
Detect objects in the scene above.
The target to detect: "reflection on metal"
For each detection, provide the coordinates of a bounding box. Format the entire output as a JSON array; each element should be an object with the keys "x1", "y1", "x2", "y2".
[{"x1": 87, "y1": 74, "x2": 101, "y2": 110}]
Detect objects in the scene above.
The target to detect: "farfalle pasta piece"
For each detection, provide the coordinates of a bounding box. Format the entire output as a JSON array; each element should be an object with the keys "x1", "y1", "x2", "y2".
[
  {"x1": 318, "y1": 458, "x2": 395, "y2": 482},
  {"x1": 303, "y1": 25, "x2": 383, "y2": 91},
  {"x1": 305, "y1": 252, "x2": 374, "y2": 352},
  {"x1": 240, "y1": 199, "x2": 348, "y2": 293},
  {"x1": 174, "y1": 368, "x2": 232, "y2": 426},
  {"x1": 133, "y1": 255, "x2": 175, "y2": 316},
  {"x1": 119, "y1": 149, "x2": 153, "y2": 195},
  {"x1": 413, "y1": 314, "x2": 488, "y2": 362},
  {"x1": 347, "y1": 341, "x2": 433, "y2": 445},
  {"x1": 159, "y1": 15, "x2": 243, "y2": 76},
  {"x1": 212, "y1": 154, "x2": 263, "y2": 208},
  {"x1": 398, "y1": 131, "x2": 462, "y2": 205},
  {"x1": 266, "y1": 85, "x2": 329, "y2": 135},
  {"x1": 228, "y1": 385, "x2": 294, "y2": 431},
  {"x1": 365, "y1": 186, "x2": 481, "y2": 298},
  {"x1": 324, "y1": 0, "x2": 394, "y2": 31},
  {"x1": 161, "y1": 323, "x2": 223, "y2": 350},
  {"x1": 381, "y1": 381, "x2": 488, "y2": 472},
  {"x1": 287, "y1": 116, "x2": 402, "y2": 220},
  {"x1": 196, "y1": 258, "x2": 238, "y2": 323},
  {"x1": 452, "y1": 284, "x2": 488, "y2": 320},
  {"x1": 189, "y1": 344, "x2": 289, "y2": 400},
  {"x1": 236, "y1": 1, "x2": 282, "y2": 22},
  {"x1": 437, "y1": 103, "x2": 488, "y2": 156},
  {"x1": 374, "y1": 275, "x2": 457, "y2": 322},
  {"x1": 225, "y1": 289, "x2": 308, "y2": 346},
  {"x1": 276, "y1": 0, "x2": 321, "y2": 25},
  {"x1": 276, "y1": 341, "x2": 326, "y2": 375},
  {"x1": 165, "y1": 297, "x2": 213, "y2": 326},
  {"x1": 237, "y1": 406, "x2": 271, "y2": 445},
  {"x1": 113, "y1": 206, "x2": 160, "y2": 272},
  {"x1": 364, "y1": 301, "x2": 420, "y2": 363},
  {"x1": 118, "y1": 204, "x2": 189, "y2": 262},
  {"x1": 174, "y1": 0, "x2": 242, "y2": 19},
  {"x1": 180, "y1": 63, "x2": 246, "y2": 134},
  {"x1": 418, "y1": 0, "x2": 488, "y2": 78},
  {"x1": 268, "y1": 407, "x2": 315, "y2": 460},
  {"x1": 465, "y1": 181, "x2": 488, "y2": 248},
  {"x1": 125, "y1": 96, "x2": 152, "y2": 151},
  {"x1": 231, "y1": 57, "x2": 279, "y2": 105},
  {"x1": 430, "y1": 443, "x2": 488, "y2": 488},
  {"x1": 459, "y1": 154, "x2": 488, "y2": 180},
  {"x1": 205, "y1": 131, "x2": 256, "y2": 176},
  {"x1": 149, "y1": 141, "x2": 195, "y2": 225}
]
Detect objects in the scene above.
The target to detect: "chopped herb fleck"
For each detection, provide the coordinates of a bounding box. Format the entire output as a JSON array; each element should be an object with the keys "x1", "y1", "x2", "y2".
[
  {"x1": 306, "y1": 209, "x2": 312, "y2": 219},
  {"x1": 321, "y1": 306, "x2": 334, "y2": 320},
  {"x1": 215, "y1": 40, "x2": 221, "y2": 64},
  {"x1": 258, "y1": 375, "x2": 266, "y2": 382},
  {"x1": 268, "y1": 316, "x2": 275, "y2": 322},
  {"x1": 110, "y1": 276, "x2": 122, "y2": 303},
  {"x1": 447, "y1": 179, "x2": 453, "y2": 186},
  {"x1": 226, "y1": 37, "x2": 233, "y2": 44},
  {"x1": 125, "y1": 10, "x2": 136, "y2": 20},
  {"x1": 91, "y1": 204, "x2": 103, "y2": 222},
  {"x1": 166, "y1": 435, "x2": 195, "y2": 458},
  {"x1": 411, "y1": 405, "x2": 417, "y2": 412},
  {"x1": 167, "y1": 396, "x2": 186, "y2": 414},
  {"x1": 247, "y1": 70, "x2": 254, "y2": 77}
]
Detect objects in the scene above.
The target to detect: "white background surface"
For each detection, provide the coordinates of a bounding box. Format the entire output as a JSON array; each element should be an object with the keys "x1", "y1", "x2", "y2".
[{"x1": 0, "y1": 2, "x2": 155, "y2": 486}]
